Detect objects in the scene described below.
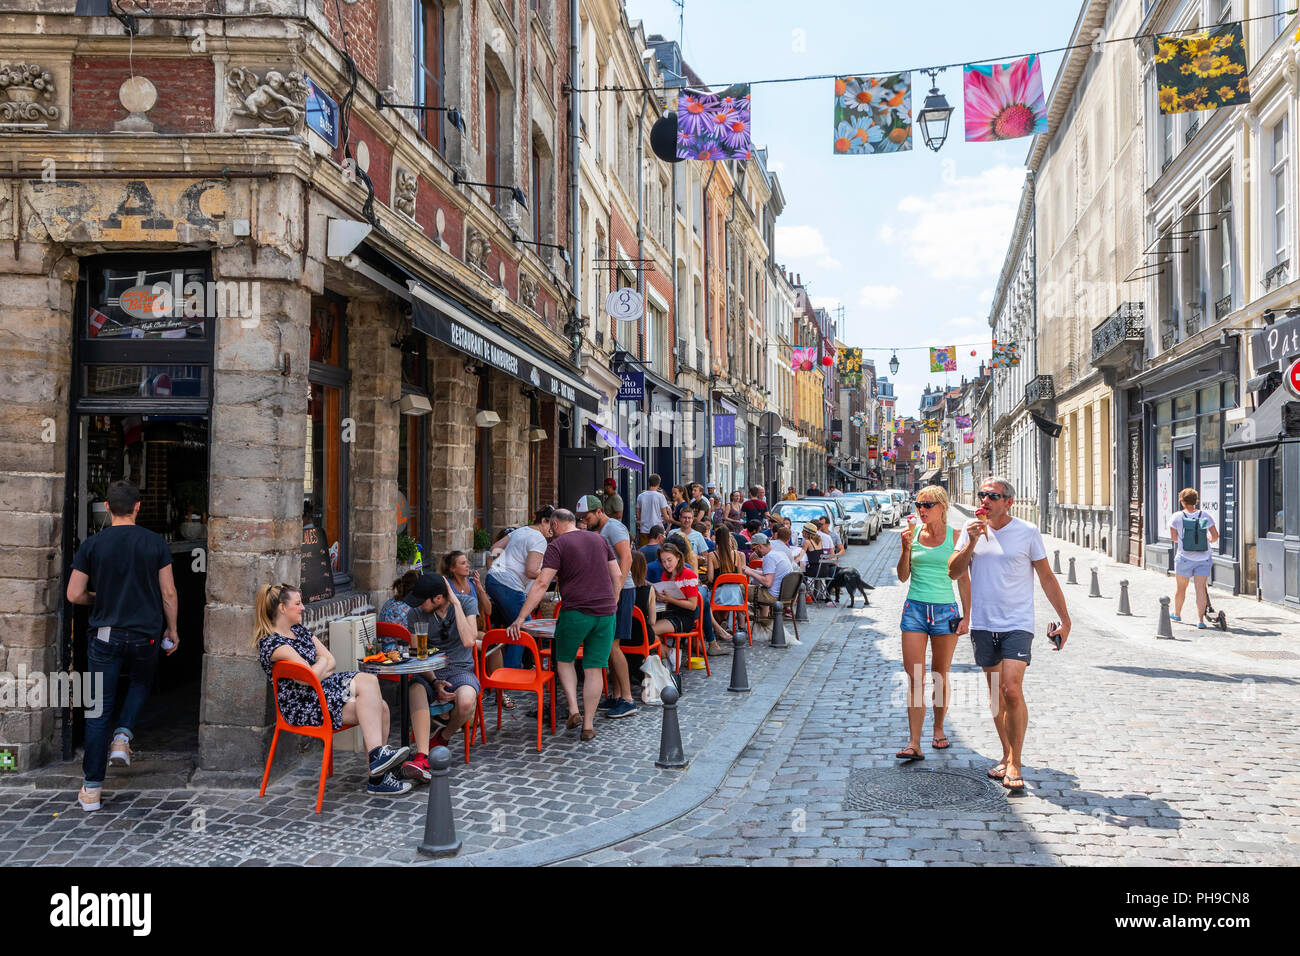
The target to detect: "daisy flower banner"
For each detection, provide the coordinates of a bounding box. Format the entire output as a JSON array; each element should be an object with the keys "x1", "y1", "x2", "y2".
[
  {"x1": 1154, "y1": 22, "x2": 1249, "y2": 115},
  {"x1": 964, "y1": 55, "x2": 1048, "y2": 142},
  {"x1": 677, "y1": 84, "x2": 752, "y2": 161},
  {"x1": 832, "y1": 73, "x2": 912, "y2": 155}
]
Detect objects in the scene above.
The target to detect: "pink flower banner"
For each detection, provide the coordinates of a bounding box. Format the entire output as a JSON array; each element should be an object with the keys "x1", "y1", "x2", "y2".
[{"x1": 964, "y1": 55, "x2": 1048, "y2": 142}]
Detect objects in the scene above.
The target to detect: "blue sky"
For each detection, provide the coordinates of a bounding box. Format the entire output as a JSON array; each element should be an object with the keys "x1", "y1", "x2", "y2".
[{"x1": 624, "y1": 0, "x2": 1083, "y2": 416}]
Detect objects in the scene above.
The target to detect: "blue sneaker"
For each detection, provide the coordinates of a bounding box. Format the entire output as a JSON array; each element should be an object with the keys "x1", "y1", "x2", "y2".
[
  {"x1": 596, "y1": 695, "x2": 615, "y2": 710},
  {"x1": 368, "y1": 744, "x2": 410, "y2": 778},
  {"x1": 366, "y1": 771, "x2": 413, "y2": 796},
  {"x1": 605, "y1": 699, "x2": 638, "y2": 719}
]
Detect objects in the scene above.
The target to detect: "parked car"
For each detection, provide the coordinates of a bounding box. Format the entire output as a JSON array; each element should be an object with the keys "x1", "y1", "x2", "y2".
[
  {"x1": 869, "y1": 491, "x2": 898, "y2": 527},
  {"x1": 887, "y1": 489, "x2": 911, "y2": 517},
  {"x1": 840, "y1": 493, "x2": 881, "y2": 542},
  {"x1": 769, "y1": 499, "x2": 845, "y2": 543}
]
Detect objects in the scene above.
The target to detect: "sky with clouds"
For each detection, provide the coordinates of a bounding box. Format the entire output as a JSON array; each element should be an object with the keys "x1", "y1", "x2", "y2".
[{"x1": 624, "y1": 0, "x2": 1081, "y2": 417}]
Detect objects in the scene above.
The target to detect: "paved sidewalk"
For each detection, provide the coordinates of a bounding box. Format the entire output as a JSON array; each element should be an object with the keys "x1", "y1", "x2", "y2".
[
  {"x1": 563, "y1": 518, "x2": 1300, "y2": 866},
  {"x1": 0, "y1": 539, "x2": 892, "y2": 866}
]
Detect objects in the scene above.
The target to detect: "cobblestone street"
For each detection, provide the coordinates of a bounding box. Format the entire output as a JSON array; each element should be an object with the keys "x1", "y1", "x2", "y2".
[{"x1": 2, "y1": 516, "x2": 1298, "y2": 867}]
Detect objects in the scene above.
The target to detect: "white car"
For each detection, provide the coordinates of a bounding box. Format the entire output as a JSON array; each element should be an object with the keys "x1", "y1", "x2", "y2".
[
  {"x1": 840, "y1": 494, "x2": 881, "y2": 542},
  {"x1": 869, "y1": 491, "x2": 898, "y2": 527},
  {"x1": 886, "y1": 489, "x2": 912, "y2": 517}
]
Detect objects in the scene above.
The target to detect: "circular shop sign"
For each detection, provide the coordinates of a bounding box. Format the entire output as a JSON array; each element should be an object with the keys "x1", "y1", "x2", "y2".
[{"x1": 605, "y1": 288, "x2": 644, "y2": 322}]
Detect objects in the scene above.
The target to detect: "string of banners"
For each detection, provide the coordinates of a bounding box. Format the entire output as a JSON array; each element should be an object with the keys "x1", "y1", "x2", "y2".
[{"x1": 665, "y1": 15, "x2": 1280, "y2": 163}]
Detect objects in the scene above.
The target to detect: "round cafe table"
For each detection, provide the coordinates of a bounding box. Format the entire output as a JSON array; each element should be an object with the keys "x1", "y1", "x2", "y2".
[{"x1": 358, "y1": 652, "x2": 448, "y2": 751}]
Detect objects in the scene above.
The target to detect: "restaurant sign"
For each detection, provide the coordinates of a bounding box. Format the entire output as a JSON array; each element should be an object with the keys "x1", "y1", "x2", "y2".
[
  {"x1": 411, "y1": 296, "x2": 599, "y2": 411},
  {"x1": 1251, "y1": 311, "x2": 1300, "y2": 373},
  {"x1": 617, "y1": 370, "x2": 645, "y2": 403}
]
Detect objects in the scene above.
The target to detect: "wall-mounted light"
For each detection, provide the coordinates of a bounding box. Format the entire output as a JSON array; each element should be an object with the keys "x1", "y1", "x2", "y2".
[
  {"x1": 394, "y1": 394, "x2": 432, "y2": 417},
  {"x1": 475, "y1": 409, "x2": 502, "y2": 428},
  {"x1": 375, "y1": 89, "x2": 466, "y2": 134},
  {"x1": 453, "y1": 171, "x2": 527, "y2": 210},
  {"x1": 529, "y1": 427, "x2": 548, "y2": 442}
]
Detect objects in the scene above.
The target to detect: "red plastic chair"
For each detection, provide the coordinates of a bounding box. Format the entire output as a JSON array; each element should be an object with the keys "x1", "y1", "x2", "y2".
[
  {"x1": 710, "y1": 573, "x2": 752, "y2": 646},
  {"x1": 480, "y1": 628, "x2": 556, "y2": 751},
  {"x1": 626, "y1": 605, "x2": 662, "y2": 660},
  {"x1": 663, "y1": 599, "x2": 708, "y2": 676},
  {"x1": 375, "y1": 622, "x2": 411, "y2": 686},
  {"x1": 259, "y1": 660, "x2": 357, "y2": 814}
]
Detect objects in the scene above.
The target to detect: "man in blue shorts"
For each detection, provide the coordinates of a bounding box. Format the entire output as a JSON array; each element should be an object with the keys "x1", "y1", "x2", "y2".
[{"x1": 949, "y1": 477, "x2": 1071, "y2": 794}]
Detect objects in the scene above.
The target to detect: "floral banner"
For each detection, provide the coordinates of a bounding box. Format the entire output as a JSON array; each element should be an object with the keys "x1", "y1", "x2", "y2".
[
  {"x1": 1155, "y1": 22, "x2": 1249, "y2": 115},
  {"x1": 963, "y1": 431, "x2": 975, "y2": 444},
  {"x1": 833, "y1": 73, "x2": 912, "y2": 155},
  {"x1": 929, "y1": 346, "x2": 957, "y2": 373},
  {"x1": 927, "y1": 451, "x2": 937, "y2": 464},
  {"x1": 837, "y1": 347, "x2": 864, "y2": 387},
  {"x1": 991, "y1": 339, "x2": 1022, "y2": 368},
  {"x1": 894, "y1": 434, "x2": 905, "y2": 448},
  {"x1": 791, "y1": 347, "x2": 815, "y2": 371},
  {"x1": 923, "y1": 418, "x2": 940, "y2": 433},
  {"x1": 955, "y1": 415, "x2": 973, "y2": 428},
  {"x1": 678, "y1": 85, "x2": 752, "y2": 161},
  {"x1": 964, "y1": 55, "x2": 1048, "y2": 142}
]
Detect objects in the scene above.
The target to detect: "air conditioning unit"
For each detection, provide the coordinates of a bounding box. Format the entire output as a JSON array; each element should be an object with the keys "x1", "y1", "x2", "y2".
[{"x1": 328, "y1": 613, "x2": 377, "y2": 752}]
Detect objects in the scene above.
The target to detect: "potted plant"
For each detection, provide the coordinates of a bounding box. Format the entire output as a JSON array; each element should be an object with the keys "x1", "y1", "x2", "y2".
[
  {"x1": 396, "y1": 534, "x2": 419, "y2": 575},
  {"x1": 471, "y1": 527, "x2": 491, "y2": 569}
]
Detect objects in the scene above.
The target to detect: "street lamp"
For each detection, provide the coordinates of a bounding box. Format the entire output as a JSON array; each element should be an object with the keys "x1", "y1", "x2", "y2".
[
  {"x1": 888, "y1": 350, "x2": 900, "y2": 376},
  {"x1": 918, "y1": 68, "x2": 954, "y2": 153}
]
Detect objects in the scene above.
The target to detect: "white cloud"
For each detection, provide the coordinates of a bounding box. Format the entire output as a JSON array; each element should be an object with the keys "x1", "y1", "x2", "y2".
[
  {"x1": 810, "y1": 295, "x2": 844, "y2": 312},
  {"x1": 896, "y1": 164, "x2": 1027, "y2": 281},
  {"x1": 945, "y1": 315, "x2": 980, "y2": 330},
  {"x1": 775, "y1": 225, "x2": 841, "y2": 270},
  {"x1": 858, "y1": 285, "x2": 903, "y2": 311},
  {"x1": 879, "y1": 224, "x2": 895, "y2": 242}
]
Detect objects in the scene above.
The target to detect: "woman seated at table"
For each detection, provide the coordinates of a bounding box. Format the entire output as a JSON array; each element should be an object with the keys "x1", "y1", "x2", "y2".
[
  {"x1": 628, "y1": 550, "x2": 657, "y2": 643},
  {"x1": 254, "y1": 583, "x2": 412, "y2": 796},
  {"x1": 725, "y1": 490, "x2": 746, "y2": 531},
  {"x1": 650, "y1": 542, "x2": 699, "y2": 661}
]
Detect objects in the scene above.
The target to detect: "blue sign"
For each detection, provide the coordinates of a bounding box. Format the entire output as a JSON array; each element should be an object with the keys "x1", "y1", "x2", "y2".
[
  {"x1": 305, "y1": 75, "x2": 339, "y2": 148},
  {"x1": 714, "y1": 413, "x2": 736, "y2": 446},
  {"x1": 617, "y1": 370, "x2": 644, "y2": 403}
]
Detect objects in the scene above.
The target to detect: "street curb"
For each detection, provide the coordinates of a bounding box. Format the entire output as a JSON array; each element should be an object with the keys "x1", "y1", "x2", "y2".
[{"x1": 442, "y1": 613, "x2": 829, "y2": 867}]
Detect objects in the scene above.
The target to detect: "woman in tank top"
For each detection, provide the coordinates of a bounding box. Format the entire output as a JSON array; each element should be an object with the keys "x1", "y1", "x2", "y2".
[{"x1": 893, "y1": 484, "x2": 970, "y2": 761}]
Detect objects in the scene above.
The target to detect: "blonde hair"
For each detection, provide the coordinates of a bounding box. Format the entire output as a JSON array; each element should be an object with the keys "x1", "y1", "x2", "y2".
[
  {"x1": 916, "y1": 484, "x2": 950, "y2": 511},
  {"x1": 254, "y1": 582, "x2": 301, "y2": 643},
  {"x1": 1179, "y1": 487, "x2": 1199, "y2": 507}
]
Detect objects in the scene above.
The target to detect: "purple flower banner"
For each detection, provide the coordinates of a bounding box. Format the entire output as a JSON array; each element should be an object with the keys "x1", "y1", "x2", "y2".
[{"x1": 677, "y1": 85, "x2": 752, "y2": 161}]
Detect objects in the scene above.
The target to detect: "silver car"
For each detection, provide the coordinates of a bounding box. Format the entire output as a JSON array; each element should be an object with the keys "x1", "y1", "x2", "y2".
[
  {"x1": 869, "y1": 491, "x2": 898, "y2": 527},
  {"x1": 840, "y1": 494, "x2": 881, "y2": 542},
  {"x1": 769, "y1": 500, "x2": 843, "y2": 543}
]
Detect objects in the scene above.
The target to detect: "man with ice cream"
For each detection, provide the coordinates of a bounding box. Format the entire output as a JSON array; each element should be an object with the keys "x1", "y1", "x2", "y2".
[{"x1": 948, "y1": 477, "x2": 1071, "y2": 795}]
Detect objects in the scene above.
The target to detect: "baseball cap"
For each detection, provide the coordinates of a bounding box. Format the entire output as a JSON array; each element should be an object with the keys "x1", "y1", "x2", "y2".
[
  {"x1": 603, "y1": 477, "x2": 617, "y2": 488},
  {"x1": 576, "y1": 494, "x2": 603, "y2": 515},
  {"x1": 750, "y1": 533, "x2": 770, "y2": 546},
  {"x1": 403, "y1": 572, "x2": 447, "y2": 606}
]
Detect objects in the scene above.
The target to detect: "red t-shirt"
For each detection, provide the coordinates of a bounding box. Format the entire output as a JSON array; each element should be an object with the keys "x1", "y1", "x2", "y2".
[{"x1": 666, "y1": 565, "x2": 700, "y2": 605}]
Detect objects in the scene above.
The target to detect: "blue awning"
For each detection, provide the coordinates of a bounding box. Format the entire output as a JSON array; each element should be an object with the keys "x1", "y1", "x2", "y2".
[{"x1": 589, "y1": 422, "x2": 645, "y2": 471}]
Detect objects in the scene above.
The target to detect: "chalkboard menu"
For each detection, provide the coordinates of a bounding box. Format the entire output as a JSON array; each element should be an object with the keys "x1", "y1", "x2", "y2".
[
  {"x1": 1221, "y1": 466, "x2": 1236, "y2": 551},
  {"x1": 301, "y1": 524, "x2": 335, "y2": 604}
]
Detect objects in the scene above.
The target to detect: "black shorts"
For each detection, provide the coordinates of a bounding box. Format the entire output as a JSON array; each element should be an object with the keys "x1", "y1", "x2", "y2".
[
  {"x1": 661, "y1": 607, "x2": 696, "y2": 634},
  {"x1": 970, "y1": 629, "x2": 1033, "y2": 667}
]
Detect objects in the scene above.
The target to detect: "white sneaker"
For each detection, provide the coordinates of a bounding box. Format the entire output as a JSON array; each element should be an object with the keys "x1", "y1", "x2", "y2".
[
  {"x1": 109, "y1": 734, "x2": 131, "y2": 768},
  {"x1": 78, "y1": 786, "x2": 102, "y2": 812}
]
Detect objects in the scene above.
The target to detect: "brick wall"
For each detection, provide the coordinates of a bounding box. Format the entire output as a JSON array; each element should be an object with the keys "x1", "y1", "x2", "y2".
[
  {"x1": 71, "y1": 57, "x2": 215, "y2": 133},
  {"x1": 320, "y1": 0, "x2": 380, "y2": 84},
  {"x1": 427, "y1": 344, "x2": 477, "y2": 557}
]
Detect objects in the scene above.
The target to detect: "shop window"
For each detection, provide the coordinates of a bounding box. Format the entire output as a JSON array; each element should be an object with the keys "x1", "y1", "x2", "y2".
[
  {"x1": 1286, "y1": 444, "x2": 1300, "y2": 539},
  {"x1": 1266, "y1": 457, "x2": 1285, "y2": 534},
  {"x1": 84, "y1": 261, "x2": 211, "y2": 342},
  {"x1": 1155, "y1": 424, "x2": 1173, "y2": 468},
  {"x1": 82, "y1": 365, "x2": 209, "y2": 399},
  {"x1": 306, "y1": 295, "x2": 350, "y2": 585},
  {"x1": 1198, "y1": 412, "x2": 1221, "y2": 462}
]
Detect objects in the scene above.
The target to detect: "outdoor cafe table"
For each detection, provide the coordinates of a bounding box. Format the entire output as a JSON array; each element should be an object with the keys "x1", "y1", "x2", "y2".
[{"x1": 358, "y1": 652, "x2": 448, "y2": 750}]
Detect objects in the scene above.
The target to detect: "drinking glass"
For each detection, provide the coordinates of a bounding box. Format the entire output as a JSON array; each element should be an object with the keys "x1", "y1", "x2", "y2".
[{"x1": 413, "y1": 621, "x2": 428, "y2": 659}]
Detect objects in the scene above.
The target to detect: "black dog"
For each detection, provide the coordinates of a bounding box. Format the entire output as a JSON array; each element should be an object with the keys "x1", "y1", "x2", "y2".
[{"x1": 829, "y1": 567, "x2": 873, "y2": 608}]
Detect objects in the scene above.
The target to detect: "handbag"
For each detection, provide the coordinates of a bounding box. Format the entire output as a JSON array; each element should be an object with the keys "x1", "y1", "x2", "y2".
[{"x1": 640, "y1": 653, "x2": 676, "y2": 705}]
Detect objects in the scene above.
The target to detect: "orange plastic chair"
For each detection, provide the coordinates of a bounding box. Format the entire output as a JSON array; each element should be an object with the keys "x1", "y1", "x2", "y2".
[
  {"x1": 375, "y1": 622, "x2": 411, "y2": 686},
  {"x1": 259, "y1": 660, "x2": 358, "y2": 814},
  {"x1": 480, "y1": 628, "x2": 556, "y2": 751},
  {"x1": 663, "y1": 598, "x2": 708, "y2": 676},
  {"x1": 626, "y1": 605, "x2": 662, "y2": 660},
  {"x1": 710, "y1": 573, "x2": 752, "y2": 646}
]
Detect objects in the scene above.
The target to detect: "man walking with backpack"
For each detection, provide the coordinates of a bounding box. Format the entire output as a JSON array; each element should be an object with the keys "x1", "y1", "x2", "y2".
[
  {"x1": 65, "y1": 480, "x2": 179, "y2": 811},
  {"x1": 1169, "y1": 488, "x2": 1220, "y2": 628}
]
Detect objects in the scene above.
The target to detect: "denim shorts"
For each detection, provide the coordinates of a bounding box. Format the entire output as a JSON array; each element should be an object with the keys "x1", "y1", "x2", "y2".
[
  {"x1": 900, "y1": 599, "x2": 960, "y2": 637},
  {"x1": 1175, "y1": 554, "x2": 1213, "y2": 578}
]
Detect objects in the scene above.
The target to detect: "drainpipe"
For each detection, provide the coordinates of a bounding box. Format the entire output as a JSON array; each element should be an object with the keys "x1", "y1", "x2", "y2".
[
  {"x1": 568, "y1": 0, "x2": 580, "y2": 367},
  {"x1": 722, "y1": 188, "x2": 737, "y2": 488},
  {"x1": 701, "y1": 163, "x2": 717, "y2": 483}
]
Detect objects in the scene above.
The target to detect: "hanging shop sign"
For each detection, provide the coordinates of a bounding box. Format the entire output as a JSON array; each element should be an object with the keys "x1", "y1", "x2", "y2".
[
  {"x1": 617, "y1": 370, "x2": 645, "y2": 403},
  {"x1": 714, "y1": 413, "x2": 736, "y2": 446},
  {"x1": 605, "y1": 288, "x2": 644, "y2": 322},
  {"x1": 1250, "y1": 313, "x2": 1300, "y2": 373},
  {"x1": 304, "y1": 74, "x2": 340, "y2": 147}
]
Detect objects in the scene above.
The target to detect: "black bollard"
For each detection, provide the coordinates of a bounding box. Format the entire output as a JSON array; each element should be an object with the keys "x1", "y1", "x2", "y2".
[
  {"x1": 1067, "y1": 556, "x2": 1078, "y2": 585},
  {"x1": 1089, "y1": 566, "x2": 1102, "y2": 598},
  {"x1": 655, "y1": 685, "x2": 689, "y2": 769},
  {"x1": 769, "y1": 605, "x2": 789, "y2": 648},
  {"x1": 416, "y1": 746, "x2": 461, "y2": 858},
  {"x1": 727, "y1": 631, "x2": 751, "y2": 693},
  {"x1": 1117, "y1": 580, "x2": 1133, "y2": 616},
  {"x1": 1053, "y1": 549, "x2": 1062, "y2": 574},
  {"x1": 1156, "y1": 596, "x2": 1175, "y2": 640}
]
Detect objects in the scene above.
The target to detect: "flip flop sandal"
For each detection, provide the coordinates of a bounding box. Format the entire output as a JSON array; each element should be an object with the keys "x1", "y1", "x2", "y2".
[
  {"x1": 987, "y1": 763, "x2": 1008, "y2": 779},
  {"x1": 1002, "y1": 775, "x2": 1026, "y2": 793},
  {"x1": 931, "y1": 736, "x2": 951, "y2": 750},
  {"x1": 895, "y1": 747, "x2": 925, "y2": 761}
]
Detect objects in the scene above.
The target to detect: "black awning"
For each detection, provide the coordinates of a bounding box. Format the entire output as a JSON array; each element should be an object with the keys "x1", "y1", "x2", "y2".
[
  {"x1": 409, "y1": 285, "x2": 601, "y2": 412},
  {"x1": 1224, "y1": 388, "x2": 1300, "y2": 461}
]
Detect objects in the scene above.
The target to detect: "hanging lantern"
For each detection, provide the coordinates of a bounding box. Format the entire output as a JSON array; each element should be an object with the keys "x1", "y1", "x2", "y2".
[
  {"x1": 888, "y1": 350, "x2": 900, "y2": 376},
  {"x1": 918, "y1": 68, "x2": 954, "y2": 153},
  {"x1": 821, "y1": 354, "x2": 833, "y2": 366},
  {"x1": 970, "y1": 349, "x2": 978, "y2": 357}
]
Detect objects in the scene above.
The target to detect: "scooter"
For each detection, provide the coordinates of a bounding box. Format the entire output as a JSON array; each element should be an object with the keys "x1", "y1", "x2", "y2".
[{"x1": 1203, "y1": 597, "x2": 1228, "y2": 631}]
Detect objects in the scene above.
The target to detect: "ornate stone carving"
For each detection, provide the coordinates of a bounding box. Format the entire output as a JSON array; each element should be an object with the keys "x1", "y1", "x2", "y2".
[
  {"x1": 519, "y1": 273, "x2": 539, "y2": 312},
  {"x1": 394, "y1": 168, "x2": 418, "y2": 219},
  {"x1": 0, "y1": 64, "x2": 59, "y2": 123},
  {"x1": 226, "y1": 68, "x2": 309, "y2": 130},
  {"x1": 466, "y1": 225, "x2": 491, "y2": 274}
]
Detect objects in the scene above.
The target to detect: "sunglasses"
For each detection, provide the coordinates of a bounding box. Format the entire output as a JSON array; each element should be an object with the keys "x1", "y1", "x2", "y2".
[
  {"x1": 977, "y1": 491, "x2": 1005, "y2": 501},
  {"x1": 916, "y1": 501, "x2": 939, "y2": 509}
]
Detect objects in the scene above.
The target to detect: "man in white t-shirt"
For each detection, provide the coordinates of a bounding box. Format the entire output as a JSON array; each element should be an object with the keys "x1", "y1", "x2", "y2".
[
  {"x1": 485, "y1": 508, "x2": 554, "y2": 671},
  {"x1": 635, "y1": 473, "x2": 672, "y2": 546},
  {"x1": 949, "y1": 476, "x2": 1071, "y2": 795},
  {"x1": 743, "y1": 534, "x2": 793, "y2": 625}
]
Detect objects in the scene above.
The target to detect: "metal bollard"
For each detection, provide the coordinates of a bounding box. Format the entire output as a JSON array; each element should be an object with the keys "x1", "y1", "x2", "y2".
[
  {"x1": 416, "y1": 746, "x2": 462, "y2": 858},
  {"x1": 1053, "y1": 549, "x2": 1062, "y2": 574},
  {"x1": 1089, "y1": 566, "x2": 1102, "y2": 598},
  {"x1": 1117, "y1": 580, "x2": 1133, "y2": 616},
  {"x1": 655, "y1": 685, "x2": 689, "y2": 769},
  {"x1": 770, "y1": 605, "x2": 789, "y2": 648},
  {"x1": 1067, "y1": 556, "x2": 1078, "y2": 585},
  {"x1": 1156, "y1": 596, "x2": 1175, "y2": 639},
  {"x1": 727, "y1": 631, "x2": 751, "y2": 693}
]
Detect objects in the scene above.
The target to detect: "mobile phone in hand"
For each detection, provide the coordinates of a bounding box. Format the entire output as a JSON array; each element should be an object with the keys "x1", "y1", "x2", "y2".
[{"x1": 1047, "y1": 624, "x2": 1062, "y2": 650}]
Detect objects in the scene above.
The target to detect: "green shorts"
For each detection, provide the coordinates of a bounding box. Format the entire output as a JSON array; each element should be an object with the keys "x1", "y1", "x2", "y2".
[{"x1": 554, "y1": 608, "x2": 616, "y2": 669}]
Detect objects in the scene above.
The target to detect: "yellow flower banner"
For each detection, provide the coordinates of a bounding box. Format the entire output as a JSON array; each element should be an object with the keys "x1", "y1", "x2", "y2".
[{"x1": 1155, "y1": 22, "x2": 1250, "y2": 115}]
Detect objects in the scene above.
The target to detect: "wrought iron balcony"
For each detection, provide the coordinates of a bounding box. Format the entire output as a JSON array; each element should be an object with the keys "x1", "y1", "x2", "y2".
[
  {"x1": 1185, "y1": 116, "x2": 1199, "y2": 144},
  {"x1": 1090, "y1": 302, "x2": 1145, "y2": 369},
  {"x1": 1264, "y1": 259, "x2": 1290, "y2": 292},
  {"x1": 1215, "y1": 294, "x2": 1233, "y2": 320},
  {"x1": 1184, "y1": 305, "x2": 1204, "y2": 337},
  {"x1": 1025, "y1": 375, "x2": 1055, "y2": 410}
]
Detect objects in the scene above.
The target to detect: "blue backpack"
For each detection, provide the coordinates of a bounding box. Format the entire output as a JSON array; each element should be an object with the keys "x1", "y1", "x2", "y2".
[{"x1": 1180, "y1": 511, "x2": 1209, "y2": 553}]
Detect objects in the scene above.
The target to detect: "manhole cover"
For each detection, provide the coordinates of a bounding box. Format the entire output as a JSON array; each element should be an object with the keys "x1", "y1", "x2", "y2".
[
  {"x1": 845, "y1": 766, "x2": 1008, "y2": 812},
  {"x1": 1233, "y1": 650, "x2": 1300, "y2": 660}
]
